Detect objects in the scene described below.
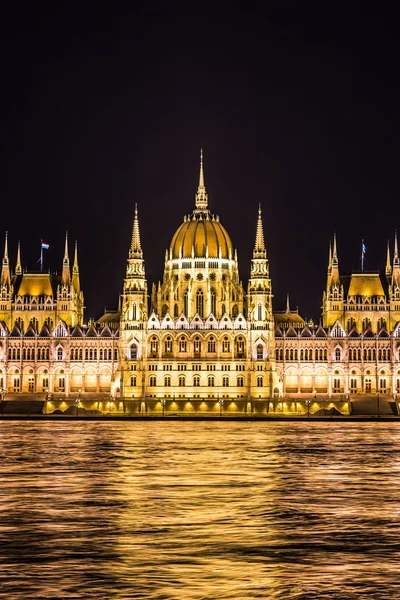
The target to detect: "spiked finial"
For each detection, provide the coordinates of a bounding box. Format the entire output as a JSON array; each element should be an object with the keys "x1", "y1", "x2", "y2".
[
  {"x1": 63, "y1": 231, "x2": 69, "y2": 264},
  {"x1": 1, "y1": 232, "x2": 10, "y2": 286},
  {"x1": 386, "y1": 240, "x2": 392, "y2": 276},
  {"x1": 253, "y1": 204, "x2": 267, "y2": 260},
  {"x1": 395, "y1": 230, "x2": 399, "y2": 262},
  {"x1": 130, "y1": 204, "x2": 142, "y2": 254},
  {"x1": 73, "y1": 241, "x2": 79, "y2": 273},
  {"x1": 195, "y1": 149, "x2": 208, "y2": 210},
  {"x1": 286, "y1": 294, "x2": 290, "y2": 313},
  {"x1": 328, "y1": 240, "x2": 332, "y2": 267},
  {"x1": 332, "y1": 232, "x2": 338, "y2": 263},
  {"x1": 72, "y1": 241, "x2": 80, "y2": 293},
  {"x1": 15, "y1": 241, "x2": 22, "y2": 275},
  {"x1": 61, "y1": 231, "x2": 70, "y2": 285}
]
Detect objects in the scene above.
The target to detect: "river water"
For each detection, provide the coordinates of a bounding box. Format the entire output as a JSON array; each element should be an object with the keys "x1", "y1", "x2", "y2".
[{"x1": 0, "y1": 421, "x2": 399, "y2": 599}]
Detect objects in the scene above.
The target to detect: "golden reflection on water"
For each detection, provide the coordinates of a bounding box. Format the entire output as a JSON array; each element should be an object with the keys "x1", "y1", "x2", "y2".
[{"x1": 1, "y1": 422, "x2": 400, "y2": 599}]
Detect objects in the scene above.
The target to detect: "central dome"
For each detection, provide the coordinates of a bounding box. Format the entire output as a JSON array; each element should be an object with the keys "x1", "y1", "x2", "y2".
[
  {"x1": 169, "y1": 151, "x2": 233, "y2": 260},
  {"x1": 170, "y1": 213, "x2": 233, "y2": 259}
]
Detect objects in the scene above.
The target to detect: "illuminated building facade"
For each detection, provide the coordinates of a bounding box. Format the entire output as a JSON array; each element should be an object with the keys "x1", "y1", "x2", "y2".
[{"x1": 1, "y1": 154, "x2": 400, "y2": 415}]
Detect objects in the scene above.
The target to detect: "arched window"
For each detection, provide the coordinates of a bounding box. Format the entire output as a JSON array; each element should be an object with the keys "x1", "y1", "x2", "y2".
[
  {"x1": 300, "y1": 349, "x2": 304, "y2": 361},
  {"x1": 236, "y1": 337, "x2": 245, "y2": 356},
  {"x1": 183, "y1": 291, "x2": 188, "y2": 316},
  {"x1": 164, "y1": 336, "x2": 173, "y2": 353},
  {"x1": 358, "y1": 349, "x2": 361, "y2": 361},
  {"x1": 211, "y1": 289, "x2": 216, "y2": 315},
  {"x1": 207, "y1": 337, "x2": 216, "y2": 353},
  {"x1": 149, "y1": 376, "x2": 157, "y2": 386},
  {"x1": 257, "y1": 376, "x2": 263, "y2": 387},
  {"x1": 289, "y1": 348, "x2": 293, "y2": 361},
  {"x1": 221, "y1": 303, "x2": 226, "y2": 316},
  {"x1": 335, "y1": 348, "x2": 341, "y2": 361},
  {"x1": 57, "y1": 347, "x2": 63, "y2": 361},
  {"x1": 130, "y1": 376, "x2": 137, "y2": 387},
  {"x1": 324, "y1": 349, "x2": 327, "y2": 361},
  {"x1": 150, "y1": 336, "x2": 159, "y2": 355},
  {"x1": 222, "y1": 376, "x2": 229, "y2": 387},
  {"x1": 132, "y1": 303, "x2": 137, "y2": 320},
  {"x1": 193, "y1": 375, "x2": 200, "y2": 387},
  {"x1": 232, "y1": 304, "x2": 238, "y2": 318},
  {"x1": 161, "y1": 304, "x2": 168, "y2": 317},
  {"x1": 174, "y1": 304, "x2": 178, "y2": 317},
  {"x1": 256, "y1": 344, "x2": 263, "y2": 359},
  {"x1": 130, "y1": 345, "x2": 137, "y2": 359},
  {"x1": 164, "y1": 376, "x2": 171, "y2": 387},
  {"x1": 114, "y1": 349, "x2": 118, "y2": 361},
  {"x1": 275, "y1": 348, "x2": 279, "y2": 360},
  {"x1": 178, "y1": 337, "x2": 187, "y2": 352},
  {"x1": 257, "y1": 303, "x2": 262, "y2": 321},
  {"x1": 285, "y1": 349, "x2": 289, "y2": 360},
  {"x1": 237, "y1": 376, "x2": 244, "y2": 387},
  {"x1": 280, "y1": 348, "x2": 284, "y2": 360},
  {"x1": 179, "y1": 375, "x2": 185, "y2": 387},
  {"x1": 194, "y1": 336, "x2": 201, "y2": 354},
  {"x1": 196, "y1": 289, "x2": 204, "y2": 317},
  {"x1": 222, "y1": 337, "x2": 230, "y2": 353},
  {"x1": 89, "y1": 349, "x2": 93, "y2": 360},
  {"x1": 208, "y1": 376, "x2": 215, "y2": 387}
]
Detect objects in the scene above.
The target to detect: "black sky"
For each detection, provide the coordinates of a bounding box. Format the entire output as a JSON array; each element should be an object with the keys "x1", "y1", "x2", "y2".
[{"x1": 0, "y1": 3, "x2": 399, "y2": 321}]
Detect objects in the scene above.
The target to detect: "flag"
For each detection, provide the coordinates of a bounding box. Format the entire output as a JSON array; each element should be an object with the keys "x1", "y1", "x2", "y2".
[
  {"x1": 362, "y1": 243, "x2": 366, "y2": 254},
  {"x1": 41, "y1": 242, "x2": 49, "y2": 250}
]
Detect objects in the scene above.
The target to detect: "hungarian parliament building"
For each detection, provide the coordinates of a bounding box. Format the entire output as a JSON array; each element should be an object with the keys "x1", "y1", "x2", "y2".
[{"x1": 1, "y1": 154, "x2": 400, "y2": 416}]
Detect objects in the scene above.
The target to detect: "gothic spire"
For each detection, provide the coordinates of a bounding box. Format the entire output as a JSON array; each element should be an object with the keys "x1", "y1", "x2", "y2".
[
  {"x1": 331, "y1": 232, "x2": 340, "y2": 285},
  {"x1": 72, "y1": 241, "x2": 80, "y2": 293},
  {"x1": 1, "y1": 232, "x2": 10, "y2": 287},
  {"x1": 286, "y1": 293, "x2": 290, "y2": 313},
  {"x1": 394, "y1": 230, "x2": 399, "y2": 265},
  {"x1": 253, "y1": 204, "x2": 267, "y2": 259},
  {"x1": 392, "y1": 230, "x2": 400, "y2": 287},
  {"x1": 195, "y1": 149, "x2": 208, "y2": 210},
  {"x1": 15, "y1": 241, "x2": 22, "y2": 275},
  {"x1": 386, "y1": 240, "x2": 392, "y2": 276},
  {"x1": 130, "y1": 204, "x2": 143, "y2": 258},
  {"x1": 61, "y1": 231, "x2": 70, "y2": 285}
]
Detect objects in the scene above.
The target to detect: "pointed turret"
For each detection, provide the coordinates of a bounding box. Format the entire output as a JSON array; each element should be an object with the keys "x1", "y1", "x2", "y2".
[
  {"x1": 72, "y1": 241, "x2": 80, "y2": 293},
  {"x1": 122, "y1": 204, "x2": 147, "y2": 324},
  {"x1": 194, "y1": 149, "x2": 208, "y2": 211},
  {"x1": 1, "y1": 232, "x2": 10, "y2": 287},
  {"x1": 286, "y1": 294, "x2": 290, "y2": 313},
  {"x1": 331, "y1": 232, "x2": 340, "y2": 286},
  {"x1": 15, "y1": 241, "x2": 22, "y2": 275},
  {"x1": 61, "y1": 231, "x2": 70, "y2": 285},
  {"x1": 130, "y1": 204, "x2": 143, "y2": 259},
  {"x1": 393, "y1": 230, "x2": 400, "y2": 287},
  {"x1": 386, "y1": 240, "x2": 392, "y2": 276},
  {"x1": 253, "y1": 203, "x2": 267, "y2": 259}
]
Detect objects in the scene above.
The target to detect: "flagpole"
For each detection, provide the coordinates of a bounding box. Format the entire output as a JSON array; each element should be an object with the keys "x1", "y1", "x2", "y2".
[{"x1": 40, "y1": 239, "x2": 43, "y2": 273}]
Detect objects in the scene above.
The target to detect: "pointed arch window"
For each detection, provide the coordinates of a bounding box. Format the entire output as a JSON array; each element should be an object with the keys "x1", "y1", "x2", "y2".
[
  {"x1": 222, "y1": 376, "x2": 229, "y2": 387},
  {"x1": 207, "y1": 337, "x2": 216, "y2": 353},
  {"x1": 164, "y1": 376, "x2": 171, "y2": 387},
  {"x1": 183, "y1": 291, "x2": 188, "y2": 316},
  {"x1": 130, "y1": 345, "x2": 137, "y2": 359},
  {"x1": 179, "y1": 375, "x2": 185, "y2": 387},
  {"x1": 193, "y1": 375, "x2": 200, "y2": 387},
  {"x1": 196, "y1": 289, "x2": 204, "y2": 318},
  {"x1": 57, "y1": 347, "x2": 63, "y2": 361},
  {"x1": 149, "y1": 376, "x2": 157, "y2": 386},
  {"x1": 174, "y1": 304, "x2": 178, "y2": 317},
  {"x1": 208, "y1": 375, "x2": 215, "y2": 387},
  {"x1": 335, "y1": 348, "x2": 341, "y2": 361},
  {"x1": 164, "y1": 336, "x2": 173, "y2": 354},
  {"x1": 211, "y1": 289, "x2": 216, "y2": 315},
  {"x1": 235, "y1": 336, "x2": 245, "y2": 356},
  {"x1": 130, "y1": 375, "x2": 137, "y2": 387},
  {"x1": 257, "y1": 376, "x2": 263, "y2": 387},
  {"x1": 222, "y1": 336, "x2": 230, "y2": 353},
  {"x1": 178, "y1": 337, "x2": 187, "y2": 353},
  {"x1": 132, "y1": 303, "x2": 137, "y2": 320},
  {"x1": 237, "y1": 376, "x2": 244, "y2": 387},
  {"x1": 193, "y1": 336, "x2": 201, "y2": 354},
  {"x1": 257, "y1": 303, "x2": 262, "y2": 321},
  {"x1": 256, "y1": 344, "x2": 263, "y2": 360}
]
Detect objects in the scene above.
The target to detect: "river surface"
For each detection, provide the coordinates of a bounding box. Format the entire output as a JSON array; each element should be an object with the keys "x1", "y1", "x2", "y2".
[{"x1": 0, "y1": 421, "x2": 400, "y2": 599}]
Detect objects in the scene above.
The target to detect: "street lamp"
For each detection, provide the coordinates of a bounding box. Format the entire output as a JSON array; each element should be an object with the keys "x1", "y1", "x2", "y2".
[
  {"x1": 75, "y1": 390, "x2": 81, "y2": 417},
  {"x1": 377, "y1": 392, "x2": 380, "y2": 418},
  {"x1": 161, "y1": 398, "x2": 166, "y2": 417},
  {"x1": 173, "y1": 388, "x2": 176, "y2": 405},
  {"x1": 305, "y1": 399, "x2": 311, "y2": 418},
  {"x1": 217, "y1": 389, "x2": 223, "y2": 417}
]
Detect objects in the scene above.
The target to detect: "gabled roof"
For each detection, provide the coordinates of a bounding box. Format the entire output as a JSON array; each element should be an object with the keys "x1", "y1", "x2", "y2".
[
  {"x1": 24, "y1": 324, "x2": 36, "y2": 337},
  {"x1": 348, "y1": 326, "x2": 360, "y2": 338},
  {"x1": 364, "y1": 326, "x2": 375, "y2": 338},
  {"x1": 300, "y1": 325, "x2": 312, "y2": 338},
  {"x1": 9, "y1": 324, "x2": 22, "y2": 337},
  {"x1": 219, "y1": 313, "x2": 232, "y2": 329},
  {"x1": 71, "y1": 325, "x2": 84, "y2": 337},
  {"x1": 274, "y1": 325, "x2": 283, "y2": 338},
  {"x1": 315, "y1": 324, "x2": 327, "y2": 338},
  {"x1": 148, "y1": 312, "x2": 161, "y2": 329},
  {"x1": 285, "y1": 325, "x2": 298, "y2": 338},
  {"x1": 38, "y1": 324, "x2": 50, "y2": 337},
  {"x1": 86, "y1": 323, "x2": 98, "y2": 337},
  {"x1": 100, "y1": 325, "x2": 112, "y2": 337},
  {"x1": 378, "y1": 327, "x2": 390, "y2": 338},
  {"x1": 233, "y1": 313, "x2": 246, "y2": 329}
]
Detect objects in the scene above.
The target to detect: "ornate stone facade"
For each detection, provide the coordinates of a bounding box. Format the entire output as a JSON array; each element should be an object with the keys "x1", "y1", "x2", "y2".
[{"x1": 1, "y1": 154, "x2": 400, "y2": 415}]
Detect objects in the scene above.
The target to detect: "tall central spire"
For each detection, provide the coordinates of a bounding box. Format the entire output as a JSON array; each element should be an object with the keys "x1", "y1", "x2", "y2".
[
  {"x1": 195, "y1": 149, "x2": 208, "y2": 210},
  {"x1": 254, "y1": 204, "x2": 266, "y2": 259},
  {"x1": 130, "y1": 204, "x2": 143, "y2": 258},
  {"x1": 61, "y1": 231, "x2": 71, "y2": 285},
  {"x1": 1, "y1": 232, "x2": 10, "y2": 287}
]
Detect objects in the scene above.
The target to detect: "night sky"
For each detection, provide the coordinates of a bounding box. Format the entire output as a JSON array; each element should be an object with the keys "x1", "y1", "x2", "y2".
[{"x1": 1, "y1": 4, "x2": 399, "y2": 321}]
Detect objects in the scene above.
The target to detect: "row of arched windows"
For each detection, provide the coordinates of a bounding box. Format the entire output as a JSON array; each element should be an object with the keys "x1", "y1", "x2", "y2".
[
  {"x1": 70, "y1": 348, "x2": 117, "y2": 361},
  {"x1": 148, "y1": 335, "x2": 248, "y2": 357},
  {"x1": 8, "y1": 347, "x2": 50, "y2": 361},
  {"x1": 277, "y1": 348, "x2": 328, "y2": 361},
  {"x1": 147, "y1": 375, "x2": 263, "y2": 387},
  {"x1": 162, "y1": 290, "x2": 240, "y2": 319}
]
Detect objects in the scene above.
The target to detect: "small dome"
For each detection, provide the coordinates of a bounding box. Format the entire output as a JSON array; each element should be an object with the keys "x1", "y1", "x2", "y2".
[{"x1": 170, "y1": 213, "x2": 233, "y2": 259}]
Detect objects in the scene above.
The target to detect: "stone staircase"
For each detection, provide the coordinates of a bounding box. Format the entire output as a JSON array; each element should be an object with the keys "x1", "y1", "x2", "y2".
[{"x1": 350, "y1": 396, "x2": 398, "y2": 416}]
